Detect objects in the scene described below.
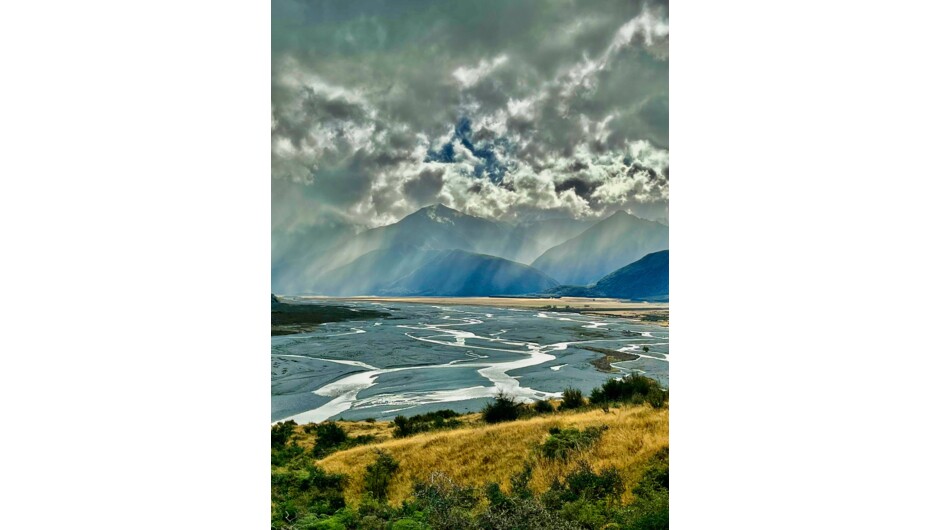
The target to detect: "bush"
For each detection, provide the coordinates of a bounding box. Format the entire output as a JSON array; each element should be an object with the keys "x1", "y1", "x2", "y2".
[
  {"x1": 364, "y1": 450, "x2": 400, "y2": 502},
  {"x1": 477, "y1": 496, "x2": 582, "y2": 530},
  {"x1": 271, "y1": 464, "x2": 346, "y2": 529},
  {"x1": 589, "y1": 373, "x2": 668, "y2": 408},
  {"x1": 481, "y1": 392, "x2": 523, "y2": 423},
  {"x1": 559, "y1": 388, "x2": 585, "y2": 410},
  {"x1": 309, "y1": 422, "x2": 376, "y2": 457},
  {"x1": 532, "y1": 399, "x2": 554, "y2": 414},
  {"x1": 271, "y1": 443, "x2": 308, "y2": 467},
  {"x1": 412, "y1": 472, "x2": 478, "y2": 529},
  {"x1": 510, "y1": 463, "x2": 534, "y2": 499},
  {"x1": 632, "y1": 448, "x2": 669, "y2": 498},
  {"x1": 539, "y1": 427, "x2": 606, "y2": 460},
  {"x1": 315, "y1": 422, "x2": 348, "y2": 445},
  {"x1": 272, "y1": 420, "x2": 298, "y2": 448},
  {"x1": 543, "y1": 461, "x2": 625, "y2": 507},
  {"x1": 390, "y1": 519, "x2": 430, "y2": 530},
  {"x1": 297, "y1": 516, "x2": 346, "y2": 530},
  {"x1": 614, "y1": 449, "x2": 669, "y2": 530},
  {"x1": 311, "y1": 422, "x2": 348, "y2": 457},
  {"x1": 392, "y1": 410, "x2": 461, "y2": 437},
  {"x1": 646, "y1": 386, "x2": 667, "y2": 409}
]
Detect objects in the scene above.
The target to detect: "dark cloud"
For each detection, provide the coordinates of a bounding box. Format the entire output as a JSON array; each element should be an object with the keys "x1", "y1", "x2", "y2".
[
  {"x1": 555, "y1": 177, "x2": 600, "y2": 199},
  {"x1": 403, "y1": 168, "x2": 445, "y2": 205},
  {"x1": 272, "y1": 0, "x2": 669, "y2": 233}
]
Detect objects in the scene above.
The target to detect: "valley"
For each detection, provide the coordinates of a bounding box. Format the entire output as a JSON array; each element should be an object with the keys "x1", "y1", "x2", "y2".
[{"x1": 271, "y1": 299, "x2": 668, "y2": 424}]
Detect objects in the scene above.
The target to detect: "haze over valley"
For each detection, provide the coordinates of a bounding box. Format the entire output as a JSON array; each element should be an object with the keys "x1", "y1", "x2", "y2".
[{"x1": 274, "y1": 203, "x2": 668, "y2": 300}]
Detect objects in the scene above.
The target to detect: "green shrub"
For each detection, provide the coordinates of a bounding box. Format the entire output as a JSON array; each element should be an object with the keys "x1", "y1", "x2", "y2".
[
  {"x1": 532, "y1": 399, "x2": 554, "y2": 414},
  {"x1": 271, "y1": 464, "x2": 346, "y2": 529},
  {"x1": 633, "y1": 448, "x2": 669, "y2": 499},
  {"x1": 646, "y1": 386, "x2": 667, "y2": 409},
  {"x1": 271, "y1": 443, "x2": 308, "y2": 467},
  {"x1": 559, "y1": 498, "x2": 612, "y2": 529},
  {"x1": 390, "y1": 519, "x2": 430, "y2": 530},
  {"x1": 272, "y1": 420, "x2": 297, "y2": 448},
  {"x1": 296, "y1": 515, "x2": 346, "y2": 530},
  {"x1": 539, "y1": 426, "x2": 606, "y2": 460},
  {"x1": 485, "y1": 482, "x2": 511, "y2": 508},
  {"x1": 543, "y1": 461, "x2": 625, "y2": 507},
  {"x1": 509, "y1": 463, "x2": 534, "y2": 499},
  {"x1": 615, "y1": 464, "x2": 669, "y2": 530},
  {"x1": 356, "y1": 514, "x2": 386, "y2": 530},
  {"x1": 559, "y1": 388, "x2": 585, "y2": 410},
  {"x1": 315, "y1": 422, "x2": 348, "y2": 446},
  {"x1": 589, "y1": 373, "x2": 668, "y2": 408},
  {"x1": 310, "y1": 422, "x2": 376, "y2": 457},
  {"x1": 481, "y1": 392, "x2": 523, "y2": 423},
  {"x1": 392, "y1": 410, "x2": 461, "y2": 437},
  {"x1": 477, "y1": 496, "x2": 582, "y2": 530},
  {"x1": 364, "y1": 450, "x2": 400, "y2": 501},
  {"x1": 412, "y1": 472, "x2": 478, "y2": 528}
]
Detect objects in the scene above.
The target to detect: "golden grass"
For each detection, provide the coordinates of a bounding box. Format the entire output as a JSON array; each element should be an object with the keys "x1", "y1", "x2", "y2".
[{"x1": 302, "y1": 405, "x2": 668, "y2": 506}]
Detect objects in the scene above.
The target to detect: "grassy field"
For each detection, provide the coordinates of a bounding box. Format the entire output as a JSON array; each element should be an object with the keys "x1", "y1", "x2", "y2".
[{"x1": 291, "y1": 404, "x2": 668, "y2": 507}]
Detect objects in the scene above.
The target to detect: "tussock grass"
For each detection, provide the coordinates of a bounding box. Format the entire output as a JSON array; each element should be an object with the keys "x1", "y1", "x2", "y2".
[
  {"x1": 313, "y1": 404, "x2": 668, "y2": 506},
  {"x1": 289, "y1": 419, "x2": 396, "y2": 452}
]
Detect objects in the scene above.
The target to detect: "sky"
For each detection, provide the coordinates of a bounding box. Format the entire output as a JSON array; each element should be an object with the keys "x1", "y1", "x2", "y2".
[{"x1": 272, "y1": 0, "x2": 669, "y2": 242}]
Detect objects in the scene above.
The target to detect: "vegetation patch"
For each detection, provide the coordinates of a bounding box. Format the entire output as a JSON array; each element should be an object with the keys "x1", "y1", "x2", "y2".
[
  {"x1": 312, "y1": 422, "x2": 377, "y2": 458},
  {"x1": 590, "y1": 373, "x2": 668, "y2": 409},
  {"x1": 639, "y1": 312, "x2": 669, "y2": 323},
  {"x1": 392, "y1": 409, "x2": 461, "y2": 438},
  {"x1": 532, "y1": 399, "x2": 554, "y2": 414},
  {"x1": 539, "y1": 426, "x2": 606, "y2": 460},
  {"x1": 481, "y1": 392, "x2": 525, "y2": 423},
  {"x1": 271, "y1": 300, "x2": 390, "y2": 336},
  {"x1": 363, "y1": 450, "x2": 400, "y2": 502},
  {"x1": 558, "y1": 387, "x2": 586, "y2": 410}
]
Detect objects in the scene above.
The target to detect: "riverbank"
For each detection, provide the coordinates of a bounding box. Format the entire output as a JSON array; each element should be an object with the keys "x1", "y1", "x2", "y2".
[{"x1": 296, "y1": 295, "x2": 669, "y2": 326}]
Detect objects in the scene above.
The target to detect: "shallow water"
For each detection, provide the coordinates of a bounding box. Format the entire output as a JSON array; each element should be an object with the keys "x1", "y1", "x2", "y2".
[{"x1": 271, "y1": 300, "x2": 668, "y2": 423}]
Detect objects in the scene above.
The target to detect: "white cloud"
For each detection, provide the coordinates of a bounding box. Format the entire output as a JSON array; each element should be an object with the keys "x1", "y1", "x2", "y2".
[{"x1": 452, "y1": 55, "x2": 509, "y2": 89}]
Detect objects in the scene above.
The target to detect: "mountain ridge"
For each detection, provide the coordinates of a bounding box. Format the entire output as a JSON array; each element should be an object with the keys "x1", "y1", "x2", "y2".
[
  {"x1": 380, "y1": 249, "x2": 559, "y2": 296},
  {"x1": 544, "y1": 250, "x2": 669, "y2": 301},
  {"x1": 531, "y1": 210, "x2": 668, "y2": 285}
]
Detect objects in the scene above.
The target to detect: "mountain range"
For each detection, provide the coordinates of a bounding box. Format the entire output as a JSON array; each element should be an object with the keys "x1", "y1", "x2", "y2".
[
  {"x1": 275, "y1": 203, "x2": 668, "y2": 299},
  {"x1": 530, "y1": 210, "x2": 668, "y2": 285},
  {"x1": 546, "y1": 250, "x2": 669, "y2": 301},
  {"x1": 380, "y1": 249, "x2": 558, "y2": 296}
]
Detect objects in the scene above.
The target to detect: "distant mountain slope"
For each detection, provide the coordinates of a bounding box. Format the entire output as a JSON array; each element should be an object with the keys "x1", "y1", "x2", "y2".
[
  {"x1": 381, "y1": 249, "x2": 559, "y2": 296},
  {"x1": 593, "y1": 250, "x2": 668, "y2": 300},
  {"x1": 531, "y1": 211, "x2": 668, "y2": 285},
  {"x1": 509, "y1": 218, "x2": 597, "y2": 264},
  {"x1": 542, "y1": 250, "x2": 669, "y2": 301},
  {"x1": 325, "y1": 204, "x2": 528, "y2": 270},
  {"x1": 318, "y1": 246, "x2": 443, "y2": 296},
  {"x1": 272, "y1": 221, "x2": 358, "y2": 294}
]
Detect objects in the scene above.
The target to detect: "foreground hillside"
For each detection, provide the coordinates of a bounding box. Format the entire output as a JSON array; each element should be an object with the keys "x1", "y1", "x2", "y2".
[
  {"x1": 272, "y1": 374, "x2": 669, "y2": 529},
  {"x1": 317, "y1": 406, "x2": 668, "y2": 507}
]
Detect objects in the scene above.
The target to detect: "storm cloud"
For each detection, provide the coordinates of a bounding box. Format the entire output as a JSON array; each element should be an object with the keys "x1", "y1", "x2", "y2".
[{"x1": 272, "y1": 0, "x2": 669, "y2": 236}]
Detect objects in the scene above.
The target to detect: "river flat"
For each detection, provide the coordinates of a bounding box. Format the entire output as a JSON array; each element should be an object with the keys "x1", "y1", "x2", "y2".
[{"x1": 272, "y1": 299, "x2": 668, "y2": 423}]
